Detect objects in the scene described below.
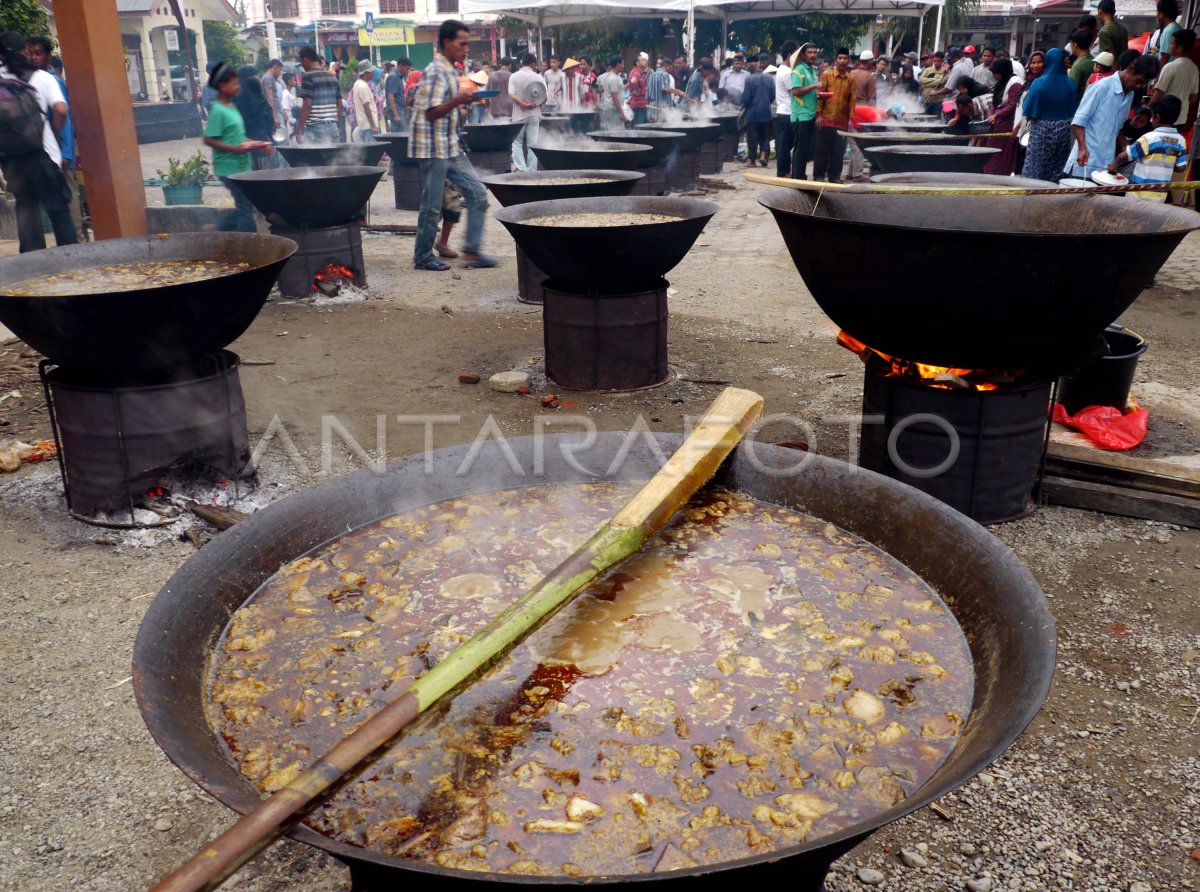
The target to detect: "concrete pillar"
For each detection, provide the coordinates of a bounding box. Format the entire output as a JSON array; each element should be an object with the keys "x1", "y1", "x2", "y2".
[
  {"x1": 151, "y1": 27, "x2": 171, "y2": 100},
  {"x1": 194, "y1": 26, "x2": 209, "y2": 77},
  {"x1": 55, "y1": 0, "x2": 147, "y2": 239},
  {"x1": 140, "y1": 26, "x2": 156, "y2": 100}
]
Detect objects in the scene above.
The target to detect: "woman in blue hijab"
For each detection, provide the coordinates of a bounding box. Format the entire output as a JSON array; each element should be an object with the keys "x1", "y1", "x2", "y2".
[{"x1": 1020, "y1": 48, "x2": 1078, "y2": 182}]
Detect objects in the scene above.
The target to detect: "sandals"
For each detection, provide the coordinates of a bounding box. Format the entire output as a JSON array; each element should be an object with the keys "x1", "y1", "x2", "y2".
[
  {"x1": 436, "y1": 243, "x2": 459, "y2": 259},
  {"x1": 414, "y1": 258, "x2": 450, "y2": 271},
  {"x1": 461, "y1": 254, "x2": 500, "y2": 269}
]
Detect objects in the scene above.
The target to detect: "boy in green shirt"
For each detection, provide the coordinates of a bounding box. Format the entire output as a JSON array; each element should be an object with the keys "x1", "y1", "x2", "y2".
[
  {"x1": 202, "y1": 62, "x2": 269, "y2": 232},
  {"x1": 789, "y1": 43, "x2": 821, "y2": 180}
]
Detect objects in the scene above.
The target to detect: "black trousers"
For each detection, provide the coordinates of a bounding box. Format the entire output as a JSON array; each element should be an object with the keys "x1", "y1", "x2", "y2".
[
  {"x1": 791, "y1": 119, "x2": 816, "y2": 180},
  {"x1": 813, "y1": 126, "x2": 846, "y2": 183},
  {"x1": 746, "y1": 121, "x2": 771, "y2": 161},
  {"x1": 774, "y1": 114, "x2": 793, "y2": 177},
  {"x1": 1, "y1": 151, "x2": 78, "y2": 252}
]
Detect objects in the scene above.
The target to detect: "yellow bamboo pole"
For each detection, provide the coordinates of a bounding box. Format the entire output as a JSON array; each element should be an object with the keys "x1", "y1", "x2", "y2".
[{"x1": 148, "y1": 387, "x2": 765, "y2": 892}]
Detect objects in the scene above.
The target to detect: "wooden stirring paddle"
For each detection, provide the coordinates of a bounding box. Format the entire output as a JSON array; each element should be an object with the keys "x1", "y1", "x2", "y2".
[{"x1": 149, "y1": 386, "x2": 765, "y2": 892}]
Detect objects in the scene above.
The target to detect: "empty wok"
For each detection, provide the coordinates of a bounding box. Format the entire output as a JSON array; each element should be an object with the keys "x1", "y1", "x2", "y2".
[
  {"x1": 133, "y1": 433, "x2": 1055, "y2": 891},
  {"x1": 843, "y1": 130, "x2": 972, "y2": 150},
  {"x1": 462, "y1": 120, "x2": 525, "y2": 152},
  {"x1": 276, "y1": 142, "x2": 388, "y2": 167},
  {"x1": 494, "y1": 195, "x2": 717, "y2": 291},
  {"x1": 372, "y1": 132, "x2": 415, "y2": 167},
  {"x1": 637, "y1": 121, "x2": 720, "y2": 152},
  {"x1": 870, "y1": 172, "x2": 1055, "y2": 188},
  {"x1": 531, "y1": 142, "x2": 654, "y2": 171},
  {"x1": 0, "y1": 232, "x2": 295, "y2": 371},
  {"x1": 481, "y1": 169, "x2": 643, "y2": 207},
  {"x1": 227, "y1": 165, "x2": 384, "y2": 228},
  {"x1": 588, "y1": 129, "x2": 684, "y2": 165},
  {"x1": 864, "y1": 145, "x2": 999, "y2": 175},
  {"x1": 759, "y1": 186, "x2": 1200, "y2": 371},
  {"x1": 857, "y1": 120, "x2": 955, "y2": 134}
]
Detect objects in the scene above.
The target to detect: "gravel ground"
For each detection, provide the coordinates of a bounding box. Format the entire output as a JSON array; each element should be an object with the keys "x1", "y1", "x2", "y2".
[{"x1": 0, "y1": 139, "x2": 1198, "y2": 892}]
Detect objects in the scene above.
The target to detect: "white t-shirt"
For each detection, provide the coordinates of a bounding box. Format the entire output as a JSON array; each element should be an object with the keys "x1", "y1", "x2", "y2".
[
  {"x1": 0, "y1": 65, "x2": 64, "y2": 165},
  {"x1": 774, "y1": 63, "x2": 793, "y2": 115},
  {"x1": 351, "y1": 78, "x2": 375, "y2": 132},
  {"x1": 509, "y1": 66, "x2": 547, "y2": 122}
]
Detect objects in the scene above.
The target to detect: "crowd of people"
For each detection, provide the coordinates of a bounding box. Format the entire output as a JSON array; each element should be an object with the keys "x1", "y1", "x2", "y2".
[{"x1": 1, "y1": 1, "x2": 1195, "y2": 259}]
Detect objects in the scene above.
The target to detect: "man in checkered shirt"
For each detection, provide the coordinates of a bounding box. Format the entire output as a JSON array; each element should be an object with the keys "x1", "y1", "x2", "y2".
[{"x1": 407, "y1": 19, "x2": 497, "y2": 270}]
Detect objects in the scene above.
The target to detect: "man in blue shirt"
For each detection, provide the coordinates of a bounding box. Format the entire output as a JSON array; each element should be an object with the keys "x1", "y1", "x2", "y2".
[
  {"x1": 1065, "y1": 54, "x2": 1159, "y2": 178},
  {"x1": 740, "y1": 53, "x2": 775, "y2": 166}
]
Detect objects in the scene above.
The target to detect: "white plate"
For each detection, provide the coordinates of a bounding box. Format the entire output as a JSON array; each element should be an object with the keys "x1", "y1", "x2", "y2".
[{"x1": 1091, "y1": 170, "x2": 1128, "y2": 187}]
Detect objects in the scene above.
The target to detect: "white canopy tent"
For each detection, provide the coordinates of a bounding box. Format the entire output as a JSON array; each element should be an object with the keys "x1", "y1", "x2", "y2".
[{"x1": 461, "y1": 0, "x2": 948, "y2": 64}]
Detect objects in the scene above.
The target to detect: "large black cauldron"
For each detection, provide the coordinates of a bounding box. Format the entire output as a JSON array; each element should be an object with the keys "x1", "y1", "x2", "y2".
[
  {"x1": 276, "y1": 142, "x2": 388, "y2": 168},
  {"x1": 494, "y1": 195, "x2": 717, "y2": 291},
  {"x1": 228, "y1": 165, "x2": 384, "y2": 228},
  {"x1": 0, "y1": 233, "x2": 295, "y2": 372},
  {"x1": 481, "y1": 169, "x2": 643, "y2": 206},
  {"x1": 863, "y1": 145, "x2": 999, "y2": 175},
  {"x1": 760, "y1": 186, "x2": 1200, "y2": 371},
  {"x1": 462, "y1": 120, "x2": 526, "y2": 152},
  {"x1": 588, "y1": 129, "x2": 684, "y2": 166},
  {"x1": 531, "y1": 142, "x2": 654, "y2": 171},
  {"x1": 134, "y1": 434, "x2": 1055, "y2": 891}
]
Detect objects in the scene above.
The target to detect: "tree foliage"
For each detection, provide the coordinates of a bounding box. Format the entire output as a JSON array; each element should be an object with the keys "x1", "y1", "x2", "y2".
[
  {"x1": 0, "y1": 0, "x2": 51, "y2": 41},
  {"x1": 203, "y1": 20, "x2": 247, "y2": 68},
  {"x1": 726, "y1": 14, "x2": 871, "y2": 59}
]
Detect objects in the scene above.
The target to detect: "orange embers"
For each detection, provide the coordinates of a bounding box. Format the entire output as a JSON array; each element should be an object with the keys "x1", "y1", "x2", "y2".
[
  {"x1": 836, "y1": 331, "x2": 1021, "y2": 392},
  {"x1": 313, "y1": 264, "x2": 356, "y2": 291}
]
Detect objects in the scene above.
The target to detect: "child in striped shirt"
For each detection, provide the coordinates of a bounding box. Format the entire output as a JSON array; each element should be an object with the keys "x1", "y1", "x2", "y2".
[{"x1": 1108, "y1": 96, "x2": 1188, "y2": 184}]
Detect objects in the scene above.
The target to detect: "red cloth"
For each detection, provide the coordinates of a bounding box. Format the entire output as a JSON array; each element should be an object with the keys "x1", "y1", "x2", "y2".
[{"x1": 1052, "y1": 402, "x2": 1149, "y2": 451}]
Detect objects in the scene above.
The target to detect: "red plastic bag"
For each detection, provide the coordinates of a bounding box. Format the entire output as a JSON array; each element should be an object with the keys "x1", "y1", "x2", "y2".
[{"x1": 1052, "y1": 401, "x2": 1148, "y2": 451}]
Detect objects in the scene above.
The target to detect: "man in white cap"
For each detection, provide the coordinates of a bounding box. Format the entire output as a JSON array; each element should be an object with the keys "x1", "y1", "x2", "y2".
[
  {"x1": 848, "y1": 50, "x2": 877, "y2": 180},
  {"x1": 351, "y1": 59, "x2": 379, "y2": 142},
  {"x1": 629, "y1": 51, "x2": 650, "y2": 125}
]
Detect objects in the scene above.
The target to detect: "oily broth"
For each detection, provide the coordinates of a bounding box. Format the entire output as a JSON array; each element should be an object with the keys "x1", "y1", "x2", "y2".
[
  {"x1": 6, "y1": 259, "x2": 252, "y2": 296},
  {"x1": 207, "y1": 484, "x2": 973, "y2": 876}
]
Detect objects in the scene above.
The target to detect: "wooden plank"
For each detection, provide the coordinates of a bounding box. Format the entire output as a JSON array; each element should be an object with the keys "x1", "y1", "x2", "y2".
[
  {"x1": 1041, "y1": 476, "x2": 1200, "y2": 529},
  {"x1": 1045, "y1": 443, "x2": 1200, "y2": 499},
  {"x1": 55, "y1": 0, "x2": 147, "y2": 239}
]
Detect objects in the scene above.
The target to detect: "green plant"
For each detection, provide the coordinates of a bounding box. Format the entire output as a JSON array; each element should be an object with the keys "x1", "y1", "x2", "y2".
[
  {"x1": 203, "y1": 20, "x2": 247, "y2": 68},
  {"x1": 0, "y1": 0, "x2": 51, "y2": 41},
  {"x1": 158, "y1": 151, "x2": 211, "y2": 187}
]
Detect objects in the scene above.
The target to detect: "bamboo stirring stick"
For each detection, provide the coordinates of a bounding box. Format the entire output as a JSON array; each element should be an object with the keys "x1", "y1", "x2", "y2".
[
  {"x1": 743, "y1": 170, "x2": 1200, "y2": 197},
  {"x1": 150, "y1": 387, "x2": 765, "y2": 892}
]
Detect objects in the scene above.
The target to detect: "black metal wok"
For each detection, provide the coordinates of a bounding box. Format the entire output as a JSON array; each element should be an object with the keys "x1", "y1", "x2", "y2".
[
  {"x1": 463, "y1": 120, "x2": 525, "y2": 152},
  {"x1": 227, "y1": 165, "x2": 384, "y2": 229},
  {"x1": 481, "y1": 169, "x2": 643, "y2": 206},
  {"x1": 0, "y1": 232, "x2": 295, "y2": 371},
  {"x1": 759, "y1": 186, "x2": 1200, "y2": 371},
  {"x1": 684, "y1": 110, "x2": 740, "y2": 136},
  {"x1": 844, "y1": 130, "x2": 972, "y2": 150},
  {"x1": 588, "y1": 129, "x2": 684, "y2": 166},
  {"x1": 372, "y1": 132, "x2": 415, "y2": 167},
  {"x1": 531, "y1": 142, "x2": 654, "y2": 171},
  {"x1": 276, "y1": 142, "x2": 388, "y2": 168},
  {"x1": 133, "y1": 434, "x2": 1055, "y2": 891},
  {"x1": 863, "y1": 145, "x2": 999, "y2": 175},
  {"x1": 636, "y1": 121, "x2": 720, "y2": 152},
  {"x1": 870, "y1": 172, "x2": 1054, "y2": 188},
  {"x1": 538, "y1": 114, "x2": 573, "y2": 135},
  {"x1": 858, "y1": 120, "x2": 954, "y2": 134},
  {"x1": 494, "y1": 195, "x2": 717, "y2": 291}
]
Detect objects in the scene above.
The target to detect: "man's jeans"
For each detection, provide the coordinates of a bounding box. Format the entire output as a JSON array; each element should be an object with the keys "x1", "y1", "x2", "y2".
[
  {"x1": 791, "y1": 119, "x2": 816, "y2": 180},
  {"x1": 631, "y1": 106, "x2": 648, "y2": 125},
  {"x1": 599, "y1": 108, "x2": 624, "y2": 131},
  {"x1": 511, "y1": 117, "x2": 540, "y2": 172},
  {"x1": 0, "y1": 151, "x2": 78, "y2": 252},
  {"x1": 353, "y1": 128, "x2": 376, "y2": 143},
  {"x1": 303, "y1": 121, "x2": 339, "y2": 144},
  {"x1": 774, "y1": 114, "x2": 793, "y2": 177},
  {"x1": 415, "y1": 154, "x2": 488, "y2": 263}
]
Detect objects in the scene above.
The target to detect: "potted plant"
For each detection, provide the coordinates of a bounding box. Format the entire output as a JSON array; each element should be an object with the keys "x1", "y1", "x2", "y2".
[{"x1": 158, "y1": 151, "x2": 210, "y2": 205}]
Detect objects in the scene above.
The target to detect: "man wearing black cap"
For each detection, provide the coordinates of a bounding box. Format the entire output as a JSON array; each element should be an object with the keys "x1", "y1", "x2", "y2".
[{"x1": 0, "y1": 31, "x2": 77, "y2": 252}]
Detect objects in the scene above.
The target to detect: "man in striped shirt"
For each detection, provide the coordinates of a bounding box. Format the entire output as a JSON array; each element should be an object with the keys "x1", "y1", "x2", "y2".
[
  {"x1": 408, "y1": 20, "x2": 496, "y2": 271},
  {"x1": 293, "y1": 46, "x2": 342, "y2": 144}
]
